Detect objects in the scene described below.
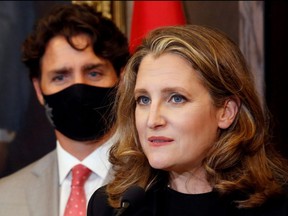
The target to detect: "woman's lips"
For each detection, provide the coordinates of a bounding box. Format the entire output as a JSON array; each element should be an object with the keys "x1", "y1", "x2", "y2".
[{"x1": 148, "y1": 136, "x2": 174, "y2": 146}]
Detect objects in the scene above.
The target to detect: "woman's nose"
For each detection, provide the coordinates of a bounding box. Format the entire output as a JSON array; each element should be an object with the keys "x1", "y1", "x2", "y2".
[{"x1": 147, "y1": 103, "x2": 166, "y2": 129}]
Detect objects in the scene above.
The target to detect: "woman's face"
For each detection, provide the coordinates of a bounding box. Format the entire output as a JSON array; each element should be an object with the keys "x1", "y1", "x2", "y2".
[{"x1": 134, "y1": 53, "x2": 224, "y2": 173}]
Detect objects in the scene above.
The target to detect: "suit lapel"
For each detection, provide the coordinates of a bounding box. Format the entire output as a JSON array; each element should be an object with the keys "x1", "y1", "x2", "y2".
[{"x1": 26, "y1": 150, "x2": 59, "y2": 216}]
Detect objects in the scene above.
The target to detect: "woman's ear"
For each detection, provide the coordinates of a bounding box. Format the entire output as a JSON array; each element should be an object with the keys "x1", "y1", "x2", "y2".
[
  {"x1": 32, "y1": 78, "x2": 45, "y2": 105},
  {"x1": 217, "y1": 97, "x2": 240, "y2": 129}
]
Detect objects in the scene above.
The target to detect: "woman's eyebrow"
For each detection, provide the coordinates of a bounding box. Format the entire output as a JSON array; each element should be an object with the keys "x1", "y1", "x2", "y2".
[{"x1": 134, "y1": 88, "x2": 148, "y2": 95}]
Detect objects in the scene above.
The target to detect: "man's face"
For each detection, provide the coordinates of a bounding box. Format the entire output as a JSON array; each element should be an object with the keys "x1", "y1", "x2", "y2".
[{"x1": 33, "y1": 33, "x2": 118, "y2": 104}]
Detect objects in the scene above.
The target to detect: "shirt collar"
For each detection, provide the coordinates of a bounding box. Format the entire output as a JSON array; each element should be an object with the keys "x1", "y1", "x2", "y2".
[{"x1": 57, "y1": 134, "x2": 116, "y2": 185}]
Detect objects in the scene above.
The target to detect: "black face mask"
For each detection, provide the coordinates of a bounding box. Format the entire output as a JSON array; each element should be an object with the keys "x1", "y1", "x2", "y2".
[{"x1": 43, "y1": 84, "x2": 117, "y2": 141}]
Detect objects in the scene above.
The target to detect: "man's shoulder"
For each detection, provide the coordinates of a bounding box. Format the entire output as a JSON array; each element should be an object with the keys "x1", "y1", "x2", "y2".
[
  {"x1": 0, "y1": 150, "x2": 59, "y2": 214},
  {"x1": 0, "y1": 149, "x2": 57, "y2": 188}
]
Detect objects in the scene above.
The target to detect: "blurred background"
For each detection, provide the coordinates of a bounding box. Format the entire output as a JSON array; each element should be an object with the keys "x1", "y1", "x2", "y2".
[{"x1": 0, "y1": 1, "x2": 287, "y2": 177}]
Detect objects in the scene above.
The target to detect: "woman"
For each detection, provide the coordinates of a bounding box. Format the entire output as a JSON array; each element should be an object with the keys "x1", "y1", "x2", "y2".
[{"x1": 88, "y1": 25, "x2": 288, "y2": 215}]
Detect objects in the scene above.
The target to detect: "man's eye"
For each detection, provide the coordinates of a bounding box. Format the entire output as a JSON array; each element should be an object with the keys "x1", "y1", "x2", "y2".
[
  {"x1": 136, "y1": 96, "x2": 151, "y2": 105},
  {"x1": 52, "y1": 74, "x2": 64, "y2": 82},
  {"x1": 170, "y1": 94, "x2": 186, "y2": 103},
  {"x1": 89, "y1": 71, "x2": 101, "y2": 77}
]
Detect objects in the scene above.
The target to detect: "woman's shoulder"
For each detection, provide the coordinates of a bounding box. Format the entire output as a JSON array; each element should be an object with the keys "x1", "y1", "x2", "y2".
[
  {"x1": 235, "y1": 191, "x2": 288, "y2": 216},
  {"x1": 87, "y1": 185, "x2": 115, "y2": 216},
  {"x1": 261, "y1": 191, "x2": 288, "y2": 215}
]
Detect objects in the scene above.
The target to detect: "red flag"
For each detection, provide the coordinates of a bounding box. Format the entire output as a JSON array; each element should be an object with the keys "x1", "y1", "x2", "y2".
[{"x1": 129, "y1": 1, "x2": 186, "y2": 53}]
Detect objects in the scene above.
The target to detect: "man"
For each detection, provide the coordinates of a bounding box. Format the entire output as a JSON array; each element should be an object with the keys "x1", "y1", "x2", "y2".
[{"x1": 0, "y1": 3, "x2": 129, "y2": 216}]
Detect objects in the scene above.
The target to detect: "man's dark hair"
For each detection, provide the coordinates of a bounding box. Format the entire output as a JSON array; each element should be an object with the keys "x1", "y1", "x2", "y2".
[{"x1": 22, "y1": 3, "x2": 130, "y2": 79}]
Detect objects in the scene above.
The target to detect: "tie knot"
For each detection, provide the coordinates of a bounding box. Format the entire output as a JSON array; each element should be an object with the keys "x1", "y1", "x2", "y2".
[{"x1": 71, "y1": 164, "x2": 91, "y2": 186}]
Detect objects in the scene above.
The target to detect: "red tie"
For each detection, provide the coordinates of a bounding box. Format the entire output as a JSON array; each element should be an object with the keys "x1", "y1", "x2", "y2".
[{"x1": 64, "y1": 164, "x2": 92, "y2": 216}]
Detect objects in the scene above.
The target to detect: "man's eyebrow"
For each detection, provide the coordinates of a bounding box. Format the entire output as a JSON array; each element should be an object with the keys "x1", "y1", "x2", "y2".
[
  {"x1": 47, "y1": 67, "x2": 72, "y2": 75},
  {"x1": 82, "y1": 63, "x2": 106, "y2": 72}
]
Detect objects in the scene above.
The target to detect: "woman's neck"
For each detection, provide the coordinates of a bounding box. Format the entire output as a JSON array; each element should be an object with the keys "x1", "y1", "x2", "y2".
[{"x1": 168, "y1": 168, "x2": 212, "y2": 194}]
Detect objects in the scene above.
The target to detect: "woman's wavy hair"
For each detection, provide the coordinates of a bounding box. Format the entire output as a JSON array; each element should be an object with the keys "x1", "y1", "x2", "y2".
[
  {"x1": 22, "y1": 3, "x2": 129, "y2": 79},
  {"x1": 107, "y1": 25, "x2": 288, "y2": 208}
]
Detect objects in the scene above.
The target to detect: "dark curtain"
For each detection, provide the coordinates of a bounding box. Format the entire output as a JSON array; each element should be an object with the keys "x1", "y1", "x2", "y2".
[
  {"x1": 265, "y1": 1, "x2": 288, "y2": 158},
  {"x1": 1, "y1": 1, "x2": 69, "y2": 177}
]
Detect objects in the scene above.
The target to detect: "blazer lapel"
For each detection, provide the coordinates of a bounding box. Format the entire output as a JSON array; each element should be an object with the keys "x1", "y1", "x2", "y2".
[{"x1": 26, "y1": 150, "x2": 59, "y2": 216}]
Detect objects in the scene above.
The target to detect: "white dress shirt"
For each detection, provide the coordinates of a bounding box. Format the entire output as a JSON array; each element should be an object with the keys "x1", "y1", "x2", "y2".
[{"x1": 57, "y1": 135, "x2": 115, "y2": 216}]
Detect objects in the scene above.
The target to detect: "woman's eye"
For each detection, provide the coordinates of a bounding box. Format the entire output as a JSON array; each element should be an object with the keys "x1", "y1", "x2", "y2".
[
  {"x1": 170, "y1": 94, "x2": 186, "y2": 103},
  {"x1": 136, "y1": 96, "x2": 151, "y2": 105}
]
